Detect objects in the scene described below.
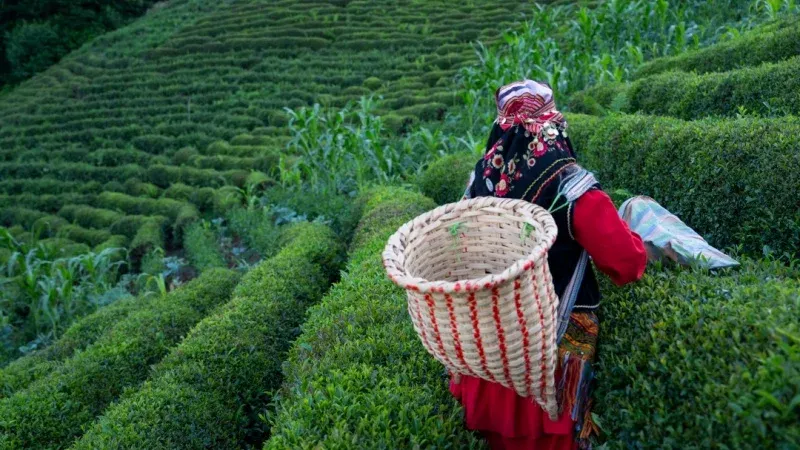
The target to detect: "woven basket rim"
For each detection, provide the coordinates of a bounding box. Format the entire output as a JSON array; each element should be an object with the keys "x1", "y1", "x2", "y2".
[{"x1": 382, "y1": 197, "x2": 557, "y2": 294}]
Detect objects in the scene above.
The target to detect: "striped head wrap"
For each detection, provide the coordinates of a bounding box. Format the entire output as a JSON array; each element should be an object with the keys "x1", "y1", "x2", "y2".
[
  {"x1": 466, "y1": 80, "x2": 576, "y2": 204},
  {"x1": 495, "y1": 80, "x2": 565, "y2": 136}
]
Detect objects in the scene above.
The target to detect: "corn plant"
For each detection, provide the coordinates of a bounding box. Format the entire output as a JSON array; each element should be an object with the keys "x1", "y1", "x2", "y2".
[
  {"x1": 283, "y1": 96, "x2": 433, "y2": 195},
  {"x1": 0, "y1": 227, "x2": 127, "y2": 356},
  {"x1": 458, "y1": 0, "x2": 781, "y2": 102},
  {"x1": 753, "y1": 0, "x2": 799, "y2": 19}
]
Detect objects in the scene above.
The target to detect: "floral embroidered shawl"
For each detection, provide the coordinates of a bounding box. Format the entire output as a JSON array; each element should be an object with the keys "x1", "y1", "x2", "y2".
[{"x1": 465, "y1": 80, "x2": 577, "y2": 204}]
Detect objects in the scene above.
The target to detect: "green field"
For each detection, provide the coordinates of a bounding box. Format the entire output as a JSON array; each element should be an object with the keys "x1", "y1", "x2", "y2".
[
  {"x1": 0, "y1": 0, "x2": 529, "y2": 364},
  {"x1": 1, "y1": 0, "x2": 799, "y2": 448}
]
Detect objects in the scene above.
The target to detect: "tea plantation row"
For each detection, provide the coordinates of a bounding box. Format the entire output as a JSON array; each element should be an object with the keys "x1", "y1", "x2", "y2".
[
  {"x1": 0, "y1": 220, "x2": 344, "y2": 449},
  {"x1": 0, "y1": 0, "x2": 531, "y2": 287},
  {"x1": 254, "y1": 182, "x2": 797, "y2": 449}
]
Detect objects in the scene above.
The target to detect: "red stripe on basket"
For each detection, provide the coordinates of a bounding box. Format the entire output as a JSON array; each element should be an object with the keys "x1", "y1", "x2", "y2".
[
  {"x1": 413, "y1": 298, "x2": 434, "y2": 355},
  {"x1": 445, "y1": 293, "x2": 475, "y2": 376},
  {"x1": 468, "y1": 291, "x2": 495, "y2": 381},
  {"x1": 491, "y1": 286, "x2": 514, "y2": 388},
  {"x1": 532, "y1": 268, "x2": 549, "y2": 400},
  {"x1": 544, "y1": 261, "x2": 558, "y2": 328},
  {"x1": 513, "y1": 278, "x2": 534, "y2": 397},
  {"x1": 426, "y1": 293, "x2": 455, "y2": 369}
]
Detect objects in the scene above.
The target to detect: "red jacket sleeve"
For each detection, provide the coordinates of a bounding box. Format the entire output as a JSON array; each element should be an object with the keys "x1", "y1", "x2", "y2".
[{"x1": 572, "y1": 190, "x2": 647, "y2": 286}]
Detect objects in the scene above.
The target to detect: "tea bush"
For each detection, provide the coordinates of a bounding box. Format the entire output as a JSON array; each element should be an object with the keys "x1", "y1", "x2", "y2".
[
  {"x1": 0, "y1": 268, "x2": 240, "y2": 449},
  {"x1": 73, "y1": 222, "x2": 342, "y2": 449},
  {"x1": 418, "y1": 152, "x2": 477, "y2": 205},
  {"x1": 0, "y1": 294, "x2": 148, "y2": 398},
  {"x1": 595, "y1": 258, "x2": 800, "y2": 449},
  {"x1": 59, "y1": 224, "x2": 112, "y2": 247},
  {"x1": 108, "y1": 215, "x2": 166, "y2": 240},
  {"x1": 567, "y1": 113, "x2": 800, "y2": 257},
  {"x1": 129, "y1": 217, "x2": 168, "y2": 259},
  {"x1": 634, "y1": 18, "x2": 800, "y2": 78},
  {"x1": 0, "y1": 207, "x2": 47, "y2": 229},
  {"x1": 93, "y1": 234, "x2": 129, "y2": 253},
  {"x1": 95, "y1": 192, "x2": 198, "y2": 231},
  {"x1": 265, "y1": 187, "x2": 484, "y2": 448},
  {"x1": 571, "y1": 56, "x2": 800, "y2": 119},
  {"x1": 58, "y1": 205, "x2": 123, "y2": 229}
]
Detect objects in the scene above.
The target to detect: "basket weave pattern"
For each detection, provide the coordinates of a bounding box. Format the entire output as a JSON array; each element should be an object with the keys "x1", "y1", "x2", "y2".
[{"x1": 383, "y1": 197, "x2": 561, "y2": 419}]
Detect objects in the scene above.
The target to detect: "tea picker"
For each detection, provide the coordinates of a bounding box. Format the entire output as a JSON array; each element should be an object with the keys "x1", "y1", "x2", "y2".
[{"x1": 384, "y1": 80, "x2": 648, "y2": 449}]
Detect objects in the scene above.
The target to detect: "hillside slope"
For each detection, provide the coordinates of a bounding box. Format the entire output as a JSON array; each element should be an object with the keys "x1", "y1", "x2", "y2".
[{"x1": 0, "y1": 0, "x2": 529, "y2": 247}]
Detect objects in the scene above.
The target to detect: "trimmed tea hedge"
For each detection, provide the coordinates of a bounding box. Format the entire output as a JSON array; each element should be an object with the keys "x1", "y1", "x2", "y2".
[
  {"x1": 265, "y1": 187, "x2": 484, "y2": 448},
  {"x1": 0, "y1": 295, "x2": 146, "y2": 398},
  {"x1": 58, "y1": 205, "x2": 123, "y2": 229},
  {"x1": 73, "y1": 222, "x2": 342, "y2": 449},
  {"x1": 566, "y1": 113, "x2": 800, "y2": 257},
  {"x1": 566, "y1": 83, "x2": 629, "y2": 115},
  {"x1": 129, "y1": 216, "x2": 169, "y2": 259},
  {"x1": 95, "y1": 192, "x2": 199, "y2": 232},
  {"x1": 595, "y1": 258, "x2": 800, "y2": 449},
  {"x1": 634, "y1": 19, "x2": 800, "y2": 78},
  {"x1": 93, "y1": 234, "x2": 129, "y2": 253},
  {"x1": 417, "y1": 152, "x2": 476, "y2": 205},
  {"x1": 412, "y1": 153, "x2": 799, "y2": 448},
  {"x1": 0, "y1": 268, "x2": 240, "y2": 449},
  {"x1": 570, "y1": 55, "x2": 800, "y2": 119}
]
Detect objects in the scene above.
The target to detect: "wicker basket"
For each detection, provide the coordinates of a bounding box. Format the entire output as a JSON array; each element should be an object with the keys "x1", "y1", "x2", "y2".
[{"x1": 382, "y1": 197, "x2": 561, "y2": 419}]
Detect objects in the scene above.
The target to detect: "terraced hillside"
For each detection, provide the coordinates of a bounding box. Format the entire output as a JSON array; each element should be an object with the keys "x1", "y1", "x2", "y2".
[
  {"x1": 0, "y1": 0, "x2": 531, "y2": 362},
  {"x1": 1, "y1": 0, "x2": 798, "y2": 449},
  {"x1": 0, "y1": 0, "x2": 529, "y2": 253}
]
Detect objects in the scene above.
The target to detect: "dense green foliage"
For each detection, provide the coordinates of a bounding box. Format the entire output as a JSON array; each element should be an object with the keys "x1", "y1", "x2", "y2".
[
  {"x1": 225, "y1": 208, "x2": 281, "y2": 259},
  {"x1": 258, "y1": 188, "x2": 361, "y2": 243},
  {"x1": 1, "y1": 0, "x2": 162, "y2": 85},
  {"x1": 566, "y1": 113, "x2": 800, "y2": 257},
  {"x1": 0, "y1": 268, "x2": 240, "y2": 449},
  {"x1": 596, "y1": 258, "x2": 800, "y2": 449},
  {"x1": 0, "y1": 0, "x2": 798, "y2": 447},
  {"x1": 418, "y1": 152, "x2": 478, "y2": 205},
  {"x1": 265, "y1": 187, "x2": 484, "y2": 448},
  {"x1": 569, "y1": 55, "x2": 800, "y2": 119},
  {"x1": 0, "y1": 294, "x2": 149, "y2": 398},
  {"x1": 183, "y1": 221, "x2": 226, "y2": 272},
  {"x1": 0, "y1": 228, "x2": 127, "y2": 364},
  {"x1": 634, "y1": 18, "x2": 800, "y2": 78},
  {"x1": 0, "y1": 0, "x2": 530, "y2": 324},
  {"x1": 458, "y1": 0, "x2": 790, "y2": 117},
  {"x1": 73, "y1": 223, "x2": 342, "y2": 449}
]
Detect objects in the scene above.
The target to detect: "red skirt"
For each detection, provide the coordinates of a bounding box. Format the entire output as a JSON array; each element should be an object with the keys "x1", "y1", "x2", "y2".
[
  {"x1": 450, "y1": 375, "x2": 577, "y2": 450},
  {"x1": 449, "y1": 312, "x2": 599, "y2": 450}
]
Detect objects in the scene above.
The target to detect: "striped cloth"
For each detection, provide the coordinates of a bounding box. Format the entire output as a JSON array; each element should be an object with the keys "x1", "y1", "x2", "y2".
[
  {"x1": 618, "y1": 196, "x2": 739, "y2": 269},
  {"x1": 494, "y1": 80, "x2": 565, "y2": 135}
]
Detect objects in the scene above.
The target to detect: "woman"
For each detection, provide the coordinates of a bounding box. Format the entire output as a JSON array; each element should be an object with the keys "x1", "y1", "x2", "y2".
[{"x1": 453, "y1": 80, "x2": 647, "y2": 449}]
